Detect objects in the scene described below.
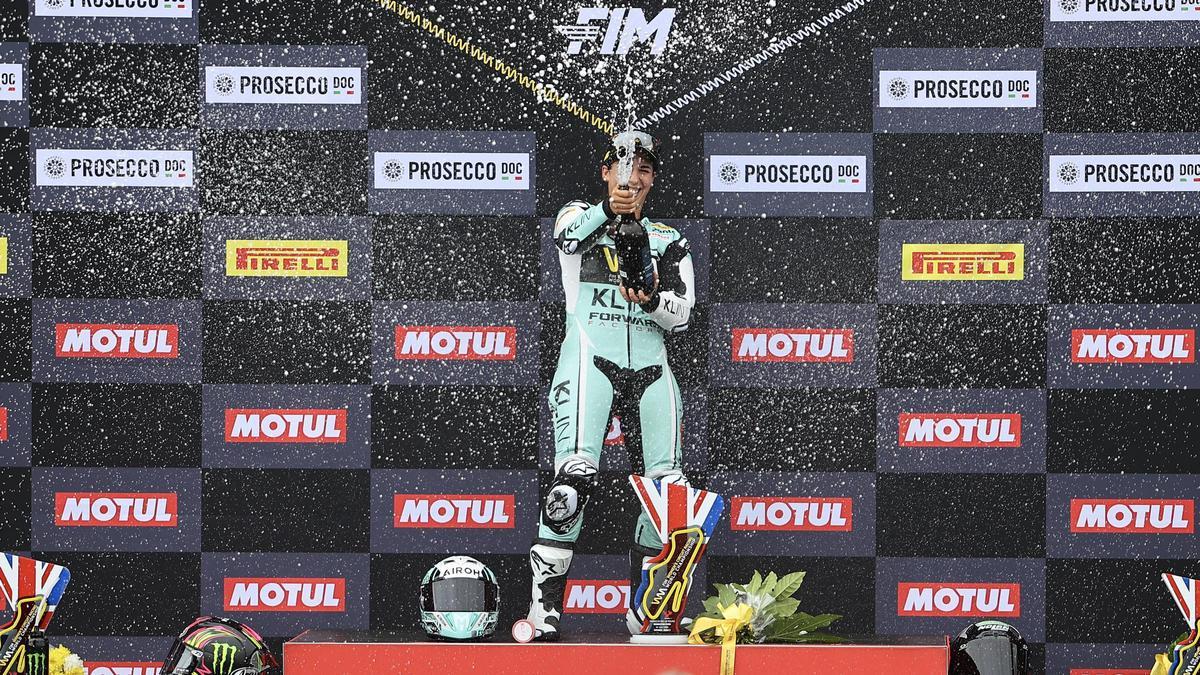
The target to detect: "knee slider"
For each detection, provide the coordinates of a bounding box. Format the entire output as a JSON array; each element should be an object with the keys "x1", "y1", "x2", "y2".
[{"x1": 543, "y1": 456, "x2": 598, "y2": 535}]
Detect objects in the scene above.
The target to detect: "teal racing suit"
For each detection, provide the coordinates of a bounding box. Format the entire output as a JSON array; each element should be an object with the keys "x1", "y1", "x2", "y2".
[{"x1": 535, "y1": 198, "x2": 695, "y2": 553}]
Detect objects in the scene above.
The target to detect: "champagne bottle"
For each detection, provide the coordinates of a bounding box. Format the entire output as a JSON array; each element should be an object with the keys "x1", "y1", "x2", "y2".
[{"x1": 615, "y1": 218, "x2": 655, "y2": 295}]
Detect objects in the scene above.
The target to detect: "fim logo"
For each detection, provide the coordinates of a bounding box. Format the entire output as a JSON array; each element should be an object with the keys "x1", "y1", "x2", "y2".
[{"x1": 556, "y1": 8, "x2": 676, "y2": 56}]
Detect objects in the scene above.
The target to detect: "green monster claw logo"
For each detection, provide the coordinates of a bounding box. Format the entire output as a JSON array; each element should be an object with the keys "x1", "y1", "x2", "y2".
[
  {"x1": 210, "y1": 643, "x2": 239, "y2": 675},
  {"x1": 25, "y1": 652, "x2": 47, "y2": 675}
]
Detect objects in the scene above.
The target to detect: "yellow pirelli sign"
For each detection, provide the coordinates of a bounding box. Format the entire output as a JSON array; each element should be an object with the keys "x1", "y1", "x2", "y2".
[
  {"x1": 225, "y1": 239, "x2": 348, "y2": 277},
  {"x1": 0, "y1": 237, "x2": 7, "y2": 276},
  {"x1": 902, "y1": 243, "x2": 1024, "y2": 281}
]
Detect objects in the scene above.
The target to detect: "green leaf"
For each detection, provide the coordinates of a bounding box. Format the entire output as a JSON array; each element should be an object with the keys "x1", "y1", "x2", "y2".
[
  {"x1": 717, "y1": 583, "x2": 737, "y2": 610},
  {"x1": 764, "y1": 597, "x2": 800, "y2": 618},
  {"x1": 767, "y1": 612, "x2": 842, "y2": 642},
  {"x1": 761, "y1": 571, "x2": 779, "y2": 597},
  {"x1": 772, "y1": 571, "x2": 807, "y2": 601},
  {"x1": 748, "y1": 570, "x2": 763, "y2": 595},
  {"x1": 702, "y1": 596, "x2": 722, "y2": 615}
]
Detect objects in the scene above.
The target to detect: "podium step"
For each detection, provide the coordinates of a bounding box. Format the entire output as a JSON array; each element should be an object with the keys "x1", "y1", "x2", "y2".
[{"x1": 285, "y1": 631, "x2": 950, "y2": 675}]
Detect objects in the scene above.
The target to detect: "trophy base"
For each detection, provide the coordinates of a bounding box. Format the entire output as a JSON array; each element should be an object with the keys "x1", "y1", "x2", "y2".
[{"x1": 629, "y1": 633, "x2": 689, "y2": 645}]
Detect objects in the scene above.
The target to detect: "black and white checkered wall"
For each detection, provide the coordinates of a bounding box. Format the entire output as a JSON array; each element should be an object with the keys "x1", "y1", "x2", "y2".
[{"x1": 1, "y1": 1, "x2": 1198, "y2": 673}]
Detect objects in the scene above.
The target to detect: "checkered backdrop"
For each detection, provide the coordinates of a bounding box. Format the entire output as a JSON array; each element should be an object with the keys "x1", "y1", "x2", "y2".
[{"x1": 1, "y1": 1, "x2": 1198, "y2": 673}]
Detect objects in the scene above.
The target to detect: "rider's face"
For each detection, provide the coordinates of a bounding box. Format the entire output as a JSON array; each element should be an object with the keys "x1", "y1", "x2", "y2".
[{"x1": 601, "y1": 155, "x2": 656, "y2": 193}]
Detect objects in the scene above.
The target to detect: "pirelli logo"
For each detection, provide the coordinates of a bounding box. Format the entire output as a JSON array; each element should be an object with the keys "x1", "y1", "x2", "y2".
[
  {"x1": 902, "y1": 243, "x2": 1024, "y2": 281},
  {"x1": 225, "y1": 239, "x2": 348, "y2": 277},
  {"x1": 0, "y1": 236, "x2": 7, "y2": 275}
]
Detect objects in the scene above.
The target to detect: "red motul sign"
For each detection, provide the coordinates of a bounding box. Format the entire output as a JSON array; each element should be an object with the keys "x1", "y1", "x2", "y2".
[
  {"x1": 394, "y1": 326, "x2": 516, "y2": 361},
  {"x1": 83, "y1": 663, "x2": 163, "y2": 675},
  {"x1": 55, "y1": 323, "x2": 179, "y2": 358},
  {"x1": 731, "y1": 328, "x2": 854, "y2": 363},
  {"x1": 897, "y1": 582, "x2": 1021, "y2": 617},
  {"x1": 1071, "y1": 329, "x2": 1195, "y2": 364},
  {"x1": 730, "y1": 497, "x2": 853, "y2": 532},
  {"x1": 55, "y1": 492, "x2": 178, "y2": 527},
  {"x1": 393, "y1": 494, "x2": 515, "y2": 529},
  {"x1": 224, "y1": 408, "x2": 347, "y2": 444},
  {"x1": 564, "y1": 580, "x2": 630, "y2": 614},
  {"x1": 898, "y1": 413, "x2": 1021, "y2": 448},
  {"x1": 1070, "y1": 498, "x2": 1194, "y2": 534},
  {"x1": 223, "y1": 577, "x2": 346, "y2": 612},
  {"x1": 0, "y1": 407, "x2": 7, "y2": 442}
]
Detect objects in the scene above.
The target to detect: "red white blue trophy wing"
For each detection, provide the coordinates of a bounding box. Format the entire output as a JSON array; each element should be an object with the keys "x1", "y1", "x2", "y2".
[
  {"x1": 1164, "y1": 573, "x2": 1198, "y2": 629},
  {"x1": 628, "y1": 475, "x2": 724, "y2": 637},
  {"x1": 0, "y1": 553, "x2": 71, "y2": 631}
]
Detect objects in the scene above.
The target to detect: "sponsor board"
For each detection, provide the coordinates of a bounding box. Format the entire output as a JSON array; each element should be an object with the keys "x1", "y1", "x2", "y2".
[
  {"x1": 200, "y1": 45, "x2": 367, "y2": 130},
  {"x1": 202, "y1": 385, "x2": 371, "y2": 469},
  {"x1": 203, "y1": 216, "x2": 372, "y2": 300},
  {"x1": 372, "y1": 302, "x2": 539, "y2": 385},
  {"x1": 65, "y1": 636, "x2": 172, "y2": 675},
  {"x1": 0, "y1": 214, "x2": 30, "y2": 300},
  {"x1": 29, "y1": 0, "x2": 199, "y2": 44},
  {"x1": 878, "y1": 220, "x2": 1048, "y2": 304},
  {"x1": 32, "y1": 468, "x2": 201, "y2": 552},
  {"x1": 1046, "y1": 0, "x2": 1200, "y2": 46},
  {"x1": 876, "y1": 389, "x2": 1046, "y2": 473},
  {"x1": 32, "y1": 299, "x2": 202, "y2": 383},
  {"x1": 874, "y1": 48, "x2": 1043, "y2": 132},
  {"x1": 538, "y1": 218, "x2": 710, "y2": 304},
  {"x1": 1048, "y1": 305, "x2": 1200, "y2": 388},
  {"x1": 0, "y1": 43, "x2": 28, "y2": 127},
  {"x1": 370, "y1": 470, "x2": 537, "y2": 553},
  {"x1": 875, "y1": 557, "x2": 1045, "y2": 642},
  {"x1": 368, "y1": 131, "x2": 536, "y2": 214},
  {"x1": 708, "y1": 304, "x2": 877, "y2": 387},
  {"x1": 0, "y1": 384, "x2": 29, "y2": 467},
  {"x1": 706, "y1": 471, "x2": 875, "y2": 556},
  {"x1": 30, "y1": 129, "x2": 199, "y2": 212},
  {"x1": 202, "y1": 553, "x2": 369, "y2": 634},
  {"x1": 1046, "y1": 642, "x2": 1161, "y2": 675},
  {"x1": 537, "y1": 387, "x2": 708, "y2": 475},
  {"x1": 1045, "y1": 134, "x2": 1200, "y2": 216},
  {"x1": 703, "y1": 133, "x2": 872, "y2": 216},
  {"x1": 1047, "y1": 474, "x2": 1200, "y2": 558}
]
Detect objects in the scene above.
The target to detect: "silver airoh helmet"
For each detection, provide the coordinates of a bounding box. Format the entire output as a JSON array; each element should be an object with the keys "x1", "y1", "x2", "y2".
[{"x1": 419, "y1": 556, "x2": 500, "y2": 640}]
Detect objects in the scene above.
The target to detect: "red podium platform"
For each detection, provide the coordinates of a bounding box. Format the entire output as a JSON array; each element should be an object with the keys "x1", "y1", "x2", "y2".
[{"x1": 285, "y1": 630, "x2": 951, "y2": 675}]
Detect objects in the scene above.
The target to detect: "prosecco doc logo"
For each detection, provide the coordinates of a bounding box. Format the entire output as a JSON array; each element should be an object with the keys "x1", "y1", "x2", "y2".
[
  {"x1": 205, "y1": 67, "x2": 362, "y2": 105},
  {"x1": 35, "y1": 149, "x2": 193, "y2": 187},
  {"x1": 0, "y1": 64, "x2": 22, "y2": 102},
  {"x1": 34, "y1": 0, "x2": 192, "y2": 17},
  {"x1": 879, "y1": 70, "x2": 1036, "y2": 108},
  {"x1": 374, "y1": 152, "x2": 528, "y2": 191},
  {"x1": 1049, "y1": 155, "x2": 1200, "y2": 193},
  {"x1": 709, "y1": 154, "x2": 866, "y2": 193}
]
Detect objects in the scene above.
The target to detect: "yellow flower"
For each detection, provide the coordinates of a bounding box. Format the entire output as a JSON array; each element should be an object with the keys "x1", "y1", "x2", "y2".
[{"x1": 49, "y1": 645, "x2": 85, "y2": 675}]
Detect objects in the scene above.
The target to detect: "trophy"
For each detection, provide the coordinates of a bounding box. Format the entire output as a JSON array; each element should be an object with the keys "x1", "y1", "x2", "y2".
[
  {"x1": 627, "y1": 474, "x2": 724, "y2": 643},
  {"x1": 1155, "y1": 573, "x2": 1200, "y2": 675},
  {"x1": 0, "y1": 554, "x2": 71, "y2": 675}
]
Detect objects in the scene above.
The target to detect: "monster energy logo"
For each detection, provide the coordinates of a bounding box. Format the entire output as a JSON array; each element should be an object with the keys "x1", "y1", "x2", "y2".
[
  {"x1": 210, "y1": 643, "x2": 239, "y2": 675},
  {"x1": 25, "y1": 652, "x2": 46, "y2": 675}
]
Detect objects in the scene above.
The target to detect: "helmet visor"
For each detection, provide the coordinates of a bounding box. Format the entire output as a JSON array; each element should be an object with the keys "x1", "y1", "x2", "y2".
[{"x1": 421, "y1": 578, "x2": 497, "y2": 612}]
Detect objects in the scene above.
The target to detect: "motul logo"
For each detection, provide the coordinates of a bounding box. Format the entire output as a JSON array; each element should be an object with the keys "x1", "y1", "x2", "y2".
[
  {"x1": 393, "y1": 494, "x2": 515, "y2": 529},
  {"x1": 55, "y1": 323, "x2": 178, "y2": 359},
  {"x1": 898, "y1": 413, "x2": 1021, "y2": 448},
  {"x1": 1072, "y1": 329, "x2": 1195, "y2": 364},
  {"x1": 55, "y1": 493, "x2": 178, "y2": 527},
  {"x1": 897, "y1": 583, "x2": 1020, "y2": 617},
  {"x1": 564, "y1": 580, "x2": 630, "y2": 614},
  {"x1": 223, "y1": 577, "x2": 346, "y2": 612},
  {"x1": 730, "y1": 497, "x2": 853, "y2": 532},
  {"x1": 224, "y1": 408, "x2": 347, "y2": 444},
  {"x1": 731, "y1": 328, "x2": 854, "y2": 363},
  {"x1": 0, "y1": 407, "x2": 7, "y2": 442},
  {"x1": 394, "y1": 326, "x2": 516, "y2": 360},
  {"x1": 84, "y1": 664, "x2": 163, "y2": 675},
  {"x1": 1070, "y1": 498, "x2": 1194, "y2": 534}
]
